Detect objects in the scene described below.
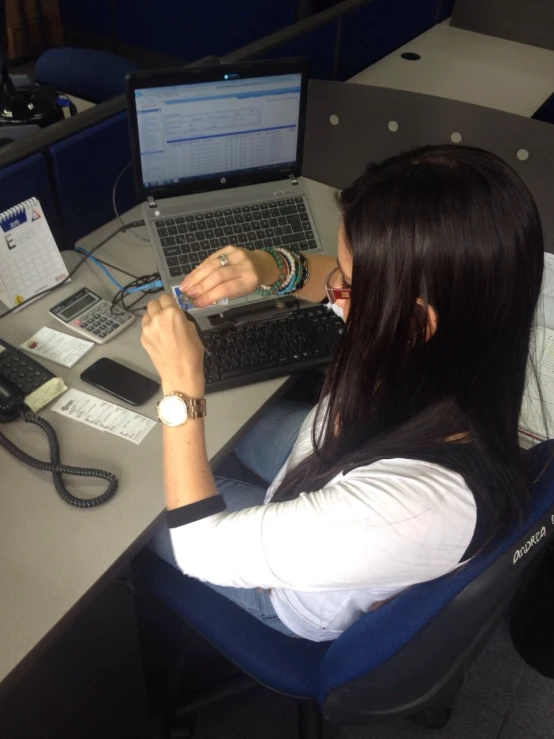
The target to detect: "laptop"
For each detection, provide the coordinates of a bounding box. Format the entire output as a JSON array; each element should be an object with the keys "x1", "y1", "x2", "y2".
[{"x1": 126, "y1": 58, "x2": 325, "y2": 316}]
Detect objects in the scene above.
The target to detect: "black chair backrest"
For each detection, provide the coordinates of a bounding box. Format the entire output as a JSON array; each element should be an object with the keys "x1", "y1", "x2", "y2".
[{"x1": 323, "y1": 442, "x2": 554, "y2": 722}]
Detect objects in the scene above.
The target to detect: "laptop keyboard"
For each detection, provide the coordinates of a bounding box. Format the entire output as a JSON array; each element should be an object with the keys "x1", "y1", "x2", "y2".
[
  {"x1": 154, "y1": 196, "x2": 318, "y2": 280},
  {"x1": 202, "y1": 304, "x2": 343, "y2": 393}
]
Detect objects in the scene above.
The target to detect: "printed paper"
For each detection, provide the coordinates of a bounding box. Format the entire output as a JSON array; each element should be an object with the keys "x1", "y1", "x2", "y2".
[
  {"x1": 21, "y1": 327, "x2": 93, "y2": 368},
  {"x1": 52, "y1": 388, "x2": 156, "y2": 445}
]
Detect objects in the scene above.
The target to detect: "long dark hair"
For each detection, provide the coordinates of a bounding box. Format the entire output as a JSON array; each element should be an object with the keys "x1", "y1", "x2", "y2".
[{"x1": 272, "y1": 144, "x2": 544, "y2": 536}]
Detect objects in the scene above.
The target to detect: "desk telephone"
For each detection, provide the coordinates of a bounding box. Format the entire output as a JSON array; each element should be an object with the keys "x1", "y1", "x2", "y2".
[{"x1": 0, "y1": 339, "x2": 118, "y2": 508}]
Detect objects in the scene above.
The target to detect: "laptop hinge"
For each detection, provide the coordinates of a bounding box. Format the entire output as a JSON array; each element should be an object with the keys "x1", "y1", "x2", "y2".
[
  {"x1": 147, "y1": 196, "x2": 157, "y2": 209},
  {"x1": 289, "y1": 174, "x2": 299, "y2": 186}
]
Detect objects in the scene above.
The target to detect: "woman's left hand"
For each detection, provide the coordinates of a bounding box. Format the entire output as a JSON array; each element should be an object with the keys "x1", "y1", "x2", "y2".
[{"x1": 141, "y1": 294, "x2": 205, "y2": 396}]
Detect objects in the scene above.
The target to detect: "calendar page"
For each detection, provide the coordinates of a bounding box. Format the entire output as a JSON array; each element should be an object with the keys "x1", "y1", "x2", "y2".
[{"x1": 0, "y1": 198, "x2": 68, "y2": 308}]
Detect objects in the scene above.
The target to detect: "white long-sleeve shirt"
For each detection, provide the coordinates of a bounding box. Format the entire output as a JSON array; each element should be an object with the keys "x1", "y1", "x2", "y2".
[{"x1": 169, "y1": 406, "x2": 477, "y2": 641}]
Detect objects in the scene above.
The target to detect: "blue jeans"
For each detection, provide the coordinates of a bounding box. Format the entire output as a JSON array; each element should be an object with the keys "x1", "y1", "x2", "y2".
[{"x1": 149, "y1": 401, "x2": 311, "y2": 636}]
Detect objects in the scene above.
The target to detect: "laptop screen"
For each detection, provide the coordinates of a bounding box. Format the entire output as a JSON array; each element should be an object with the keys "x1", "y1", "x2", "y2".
[{"x1": 134, "y1": 72, "x2": 303, "y2": 190}]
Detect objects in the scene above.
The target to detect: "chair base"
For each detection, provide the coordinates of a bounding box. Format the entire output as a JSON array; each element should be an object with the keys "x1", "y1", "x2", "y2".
[
  {"x1": 299, "y1": 701, "x2": 323, "y2": 739},
  {"x1": 167, "y1": 725, "x2": 195, "y2": 739},
  {"x1": 406, "y1": 673, "x2": 461, "y2": 731},
  {"x1": 409, "y1": 705, "x2": 452, "y2": 730},
  {"x1": 163, "y1": 674, "x2": 326, "y2": 739},
  {"x1": 164, "y1": 672, "x2": 456, "y2": 738},
  {"x1": 174, "y1": 674, "x2": 257, "y2": 722},
  {"x1": 163, "y1": 674, "x2": 257, "y2": 739}
]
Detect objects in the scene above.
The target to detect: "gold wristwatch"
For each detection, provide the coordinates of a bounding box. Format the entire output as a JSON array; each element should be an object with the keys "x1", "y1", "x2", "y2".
[{"x1": 157, "y1": 392, "x2": 207, "y2": 427}]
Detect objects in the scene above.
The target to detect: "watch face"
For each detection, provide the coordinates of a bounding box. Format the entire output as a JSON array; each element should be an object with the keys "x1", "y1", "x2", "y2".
[{"x1": 158, "y1": 394, "x2": 188, "y2": 427}]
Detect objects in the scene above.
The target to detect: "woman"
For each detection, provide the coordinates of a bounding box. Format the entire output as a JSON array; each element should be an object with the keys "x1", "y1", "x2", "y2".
[{"x1": 141, "y1": 144, "x2": 544, "y2": 642}]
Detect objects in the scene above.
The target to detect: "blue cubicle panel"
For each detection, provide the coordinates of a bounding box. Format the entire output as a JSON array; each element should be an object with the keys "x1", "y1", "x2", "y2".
[
  {"x1": 114, "y1": 0, "x2": 296, "y2": 60},
  {"x1": 49, "y1": 112, "x2": 138, "y2": 247},
  {"x1": 337, "y1": 0, "x2": 438, "y2": 80},
  {"x1": 436, "y1": 0, "x2": 455, "y2": 22},
  {"x1": 59, "y1": 0, "x2": 114, "y2": 37},
  {"x1": 258, "y1": 21, "x2": 339, "y2": 80},
  {"x1": 0, "y1": 153, "x2": 63, "y2": 249}
]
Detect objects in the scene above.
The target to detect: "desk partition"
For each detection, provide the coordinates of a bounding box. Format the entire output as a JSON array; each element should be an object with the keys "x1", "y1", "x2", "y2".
[
  {"x1": 302, "y1": 81, "x2": 554, "y2": 252},
  {"x1": 336, "y1": 0, "x2": 438, "y2": 80},
  {"x1": 258, "y1": 20, "x2": 340, "y2": 80},
  {"x1": 223, "y1": 0, "x2": 446, "y2": 81},
  {"x1": 0, "y1": 153, "x2": 62, "y2": 247},
  {"x1": 0, "y1": 80, "x2": 553, "y2": 256},
  {"x1": 59, "y1": 0, "x2": 114, "y2": 38},
  {"x1": 59, "y1": 0, "x2": 297, "y2": 64},
  {"x1": 452, "y1": 0, "x2": 554, "y2": 52},
  {"x1": 49, "y1": 112, "x2": 137, "y2": 246}
]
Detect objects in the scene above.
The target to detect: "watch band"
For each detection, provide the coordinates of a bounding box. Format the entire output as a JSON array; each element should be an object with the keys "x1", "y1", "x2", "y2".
[{"x1": 185, "y1": 396, "x2": 207, "y2": 419}]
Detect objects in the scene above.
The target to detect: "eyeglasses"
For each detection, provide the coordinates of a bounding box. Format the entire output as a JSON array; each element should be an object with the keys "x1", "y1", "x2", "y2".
[{"x1": 324, "y1": 266, "x2": 352, "y2": 304}]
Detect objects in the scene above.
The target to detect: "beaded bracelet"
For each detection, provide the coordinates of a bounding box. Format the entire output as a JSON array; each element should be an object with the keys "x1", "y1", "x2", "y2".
[
  {"x1": 257, "y1": 246, "x2": 311, "y2": 297},
  {"x1": 276, "y1": 247, "x2": 307, "y2": 295},
  {"x1": 277, "y1": 252, "x2": 302, "y2": 295},
  {"x1": 274, "y1": 248, "x2": 297, "y2": 294},
  {"x1": 256, "y1": 247, "x2": 289, "y2": 297},
  {"x1": 296, "y1": 253, "x2": 310, "y2": 292}
]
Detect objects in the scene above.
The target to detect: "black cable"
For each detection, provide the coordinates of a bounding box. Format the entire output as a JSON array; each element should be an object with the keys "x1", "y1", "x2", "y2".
[
  {"x1": 0, "y1": 220, "x2": 145, "y2": 320},
  {"x1": 0, "y1": 410, "x2": 118, "y2": 508},
  {"x1": 111, "y1": 272, "x2": 162, "y2": 314},
  {"x1": 113, "y1": 162, "x2": 149, "y2": 242},
  {"x1": 128, "y1": 291, "x2": 154, "y2": 312},
  {"x1": 89, "y1": 256, "x2": 139, "y2": 281}
]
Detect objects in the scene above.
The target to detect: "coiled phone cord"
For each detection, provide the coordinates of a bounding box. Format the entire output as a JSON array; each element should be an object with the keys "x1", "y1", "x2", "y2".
[{"x1": 0, "y1": 411, "x2": 118, "y2": 508}]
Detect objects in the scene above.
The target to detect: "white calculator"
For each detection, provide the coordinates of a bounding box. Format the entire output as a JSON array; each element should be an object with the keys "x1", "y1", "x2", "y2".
[{"x1": 49, "y1": 288, "x2": 135, "y2": 344}]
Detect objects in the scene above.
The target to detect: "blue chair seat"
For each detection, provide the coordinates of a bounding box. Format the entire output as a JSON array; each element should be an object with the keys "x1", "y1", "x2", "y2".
[
  {"x1": 137, "y1": 555, "x2": 330, "y2": 699},
  {"x1": 35, "y1": 48, "x2": 138, "y2": 104},
  {"x1": 135, "y1": 440, "x2": 554, "y2": 734}
]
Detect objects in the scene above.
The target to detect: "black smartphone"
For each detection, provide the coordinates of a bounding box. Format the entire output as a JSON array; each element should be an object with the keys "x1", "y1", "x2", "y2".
[{"x1": 80, "y1": 358, "x2": 159, "y2": 406}]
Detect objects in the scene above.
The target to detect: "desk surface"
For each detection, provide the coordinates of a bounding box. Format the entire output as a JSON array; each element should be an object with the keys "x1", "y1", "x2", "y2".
[
  {"x1": 350, "y1": 20, "x2": 554, "y2": 117},
  {"x1": 0, "y1": 177, "x2": 340, "y2": 689}
]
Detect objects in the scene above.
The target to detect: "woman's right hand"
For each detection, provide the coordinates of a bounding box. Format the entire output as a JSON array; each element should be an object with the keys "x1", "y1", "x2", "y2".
[{"x1": 179, "y1": 246, "x2": 280, "y2": 308}]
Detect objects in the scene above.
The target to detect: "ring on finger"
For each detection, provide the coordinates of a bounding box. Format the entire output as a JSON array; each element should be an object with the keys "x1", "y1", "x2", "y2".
[{"x1": 218, "y1": 253, "x2": 230, "y2": 268}]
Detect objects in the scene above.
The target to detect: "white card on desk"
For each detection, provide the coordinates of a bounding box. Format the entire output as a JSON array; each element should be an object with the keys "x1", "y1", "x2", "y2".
[
  {"x1": 51, "y1": 388, "x2": 157, "y2": 445},
  {"x1": 21, "y1": 327, "x2": 94, "y2": 368}
]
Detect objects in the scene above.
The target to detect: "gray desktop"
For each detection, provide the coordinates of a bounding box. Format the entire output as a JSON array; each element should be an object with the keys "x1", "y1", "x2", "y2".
[{"x1": 1, "y1": 80, "x2": 554, "y2": 736}]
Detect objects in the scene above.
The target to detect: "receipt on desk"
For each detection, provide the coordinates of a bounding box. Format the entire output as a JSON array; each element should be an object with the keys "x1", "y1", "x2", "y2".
[
  {"x1": 21, "y1": 326, "x2": 93, "y2": 368},
  {"x1": 51, "y1": 388, "x2": 156, "y2": 445}
]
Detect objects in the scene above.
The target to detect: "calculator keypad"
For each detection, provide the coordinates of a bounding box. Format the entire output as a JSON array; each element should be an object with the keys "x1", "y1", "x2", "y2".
[{"x1": 73, "y1": 301, "x2": 134, "y2": 339}]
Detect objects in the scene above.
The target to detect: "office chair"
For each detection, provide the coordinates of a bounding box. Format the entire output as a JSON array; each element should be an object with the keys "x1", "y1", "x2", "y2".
[
  {"x1": 134, "y1": 440, "x2": 554, "y2": 739},
  {"x1": 35, "y1": 48, "x2": 138, "y2": 104}
]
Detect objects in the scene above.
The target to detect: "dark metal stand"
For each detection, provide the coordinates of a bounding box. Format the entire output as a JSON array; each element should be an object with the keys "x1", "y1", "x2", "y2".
[{"x1": 298, "y1": 701, "x2": 323, "y2": 739}]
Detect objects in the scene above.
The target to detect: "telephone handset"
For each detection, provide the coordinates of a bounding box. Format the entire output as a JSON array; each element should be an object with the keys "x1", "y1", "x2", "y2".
[
  {"x1": 0, "y1": 336, "x2": 56, "y2": 416},
  {"x1": 0, "y1": 339, "x2": 118, "y2": 508},
  {"x1": 0, "y1": 372, "x2": 25, "y2": 421}
]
